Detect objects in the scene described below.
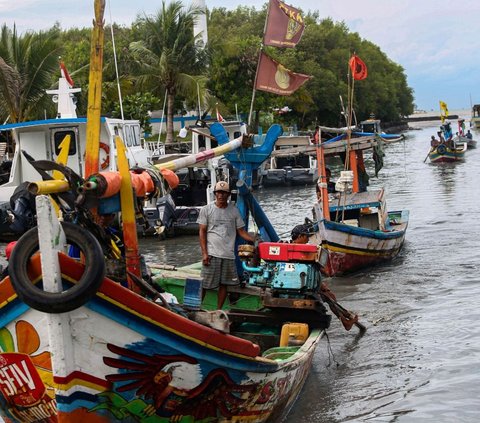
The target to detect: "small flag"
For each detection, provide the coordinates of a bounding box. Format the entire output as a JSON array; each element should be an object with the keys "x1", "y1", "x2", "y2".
[
  {"x1": 216, "y1": 106, "x2": 225, "y2": 122},
  {"x1": 60, "y1": 61, "x2": 74, "y2": 87},
  {"x1": 349, "y1": 55, "x2": 368, "y2": 81},
  {"x1": 439, "y1": 101, "x2": 448, "y2": 123},
  {"x1": 263, "y1": 0, "x2": 305, "y2": 48},
  {"x1": 255, "y1": 52, "x2": 311, "y2": 96}
]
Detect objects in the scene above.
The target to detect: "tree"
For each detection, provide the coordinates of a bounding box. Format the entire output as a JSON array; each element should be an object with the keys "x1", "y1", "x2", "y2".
[
  {"x1": 0, "y1": 24, "x2": 61, "y2": 123},
  {"x1": 129, "y1": 1, "x2": 206, "y2": 143}
]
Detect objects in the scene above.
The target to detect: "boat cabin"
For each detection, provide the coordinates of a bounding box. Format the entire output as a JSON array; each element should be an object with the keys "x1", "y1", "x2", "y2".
[
  {"x1": 0, "y1": 75, "x2": 151, "y2": 208},
  {"x1": 359, "y1": 118, "x2": 382, "y2": 134}
]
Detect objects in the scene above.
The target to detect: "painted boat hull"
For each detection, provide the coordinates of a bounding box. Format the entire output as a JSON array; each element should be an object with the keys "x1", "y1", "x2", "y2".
[
  {"x1": 318, "y1": 211, "x2": 409, "y2": 277},
  {"x1": 0, "y1": 253, "x2": 322, "y2": 423},
  {"x1": 429, "y1": 144, "x2": 466, "y2": 163}
]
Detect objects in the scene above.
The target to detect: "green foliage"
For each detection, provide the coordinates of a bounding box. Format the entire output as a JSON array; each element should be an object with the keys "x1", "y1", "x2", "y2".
[
  {"x1": 0, "y1": 24, "x2": 62, "y2": 122},
  {"x1": 111, "y1": 92, "x2": 161, "y2": 134}
]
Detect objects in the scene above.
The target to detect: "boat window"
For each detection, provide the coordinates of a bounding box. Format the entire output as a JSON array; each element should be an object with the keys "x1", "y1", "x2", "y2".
[
  {"x1": 233, "y1": 131, "x2": 242, "y2": 139},
  {"x1": 132, "y1": 125, "x2": 141, "y2": 146},
  {"x1": 124, "y1": 126, "x2": 133, "y2": 147},
  {"x1": 53, "y1": 130, "x2": 77, "y2": 156}
]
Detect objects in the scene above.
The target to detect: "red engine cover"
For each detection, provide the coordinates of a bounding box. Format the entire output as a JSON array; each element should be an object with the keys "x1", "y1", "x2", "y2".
[{"x1": 258, "y1": 242, "x2": 318, "y2": 262}]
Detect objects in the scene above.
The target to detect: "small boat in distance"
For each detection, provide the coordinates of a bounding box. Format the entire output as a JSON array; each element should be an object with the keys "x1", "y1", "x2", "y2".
[
  {"x1": 428, "y1": 142, "x2": 467, "y2": 163},
  {"x1": 356, "y1": 117, "x2": 405, "y2": 143},
  {"x1": 471, "y1": 104, "x2": 480, "y2": 129}
]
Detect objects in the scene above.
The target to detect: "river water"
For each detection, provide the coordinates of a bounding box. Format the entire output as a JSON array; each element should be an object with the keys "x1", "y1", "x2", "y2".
[{"x1": 139, "y1": 110, "x2": 480, "y2": 422}]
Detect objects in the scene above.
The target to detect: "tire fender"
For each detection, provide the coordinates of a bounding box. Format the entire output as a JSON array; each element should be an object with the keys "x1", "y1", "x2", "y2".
[{"x1": 9, "y1": 222, "x2": 106, "y2": 313}]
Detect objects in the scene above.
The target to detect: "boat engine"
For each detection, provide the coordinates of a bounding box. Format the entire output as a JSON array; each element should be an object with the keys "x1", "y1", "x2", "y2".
[{"x1": 239, "y1": 242, "x2": 321, "y2": 296}]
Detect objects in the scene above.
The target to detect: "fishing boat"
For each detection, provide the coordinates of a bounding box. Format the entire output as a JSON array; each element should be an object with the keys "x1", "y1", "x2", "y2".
[
  {"x1": 452, "y1": 119, "x2": 476, "y2": 149},
  {"x1": 0, "y1": 2, "x2": 364, "y2": 422},
  {"x1": 260, "y1": 135, "x2": 318, "y2": 186},
  {"x1": 309, "y1": 133, "x2": 409, "y2": 277},
  {"x1": 356, "y1": 118, "x2": 405, "y2": 143},
  {"x1": 428, "y1": 142, "x2": 467, "y2": 163},
  {"x1": 471, "y1": 104, "x2": 480, "y2": 129}
]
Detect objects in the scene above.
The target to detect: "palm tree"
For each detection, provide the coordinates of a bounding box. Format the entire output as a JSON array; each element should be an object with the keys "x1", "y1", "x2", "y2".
[
  {"x1": 129, "y1": 0, "x2": 207, "y2": 143},
  {"x1": 0, "y1": 25, "x2": 62, "y2": 123}
]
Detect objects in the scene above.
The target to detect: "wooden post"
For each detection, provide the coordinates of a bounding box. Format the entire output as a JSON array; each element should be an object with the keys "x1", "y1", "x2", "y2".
[{"x1": 315, "y1": 131, "x2": 330, "y2": 220}]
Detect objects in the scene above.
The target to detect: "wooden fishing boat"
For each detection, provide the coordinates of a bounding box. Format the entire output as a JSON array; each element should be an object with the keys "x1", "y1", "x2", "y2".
[
  {"x1": 356, "y1": 118, "x2": 405, "y2": 143},
  {"x1": 311, "y1": 132, "x2": 409, "y2": 277},
  {"x1": 428, "y1": 142, "x2": 467, "y2": 163},
  {"x1": 261, "y1": 135, "x2": 318, "y2": 186},
  {"x1": 453, "y1": 135, "x2": 476, "y2": 149}
]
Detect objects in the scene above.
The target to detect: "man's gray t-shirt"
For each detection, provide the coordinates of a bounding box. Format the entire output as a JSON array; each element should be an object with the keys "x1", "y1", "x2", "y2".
[{"x1": 197, "y1": 203, "x2": 245, "y2": 259}]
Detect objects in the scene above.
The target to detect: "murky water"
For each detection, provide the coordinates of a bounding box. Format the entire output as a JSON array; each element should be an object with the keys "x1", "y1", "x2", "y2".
[{"x1": 140, "y1": 111, "x2": 480, "y2": 422}]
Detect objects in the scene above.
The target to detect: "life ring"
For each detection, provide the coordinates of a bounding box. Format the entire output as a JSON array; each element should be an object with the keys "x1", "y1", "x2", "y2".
[
  {"x1": 100, "y1": 142, "x2": 110, "y2": 170},
  {"x1": 436, "y1": 144, "x2": 447, "y2": 154},
  {"x1": 9, "y1": 222, "x2": 106, "y2": 313}
]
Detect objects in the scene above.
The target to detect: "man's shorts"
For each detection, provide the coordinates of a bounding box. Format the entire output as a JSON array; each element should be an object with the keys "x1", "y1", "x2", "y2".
[{"x1": 201, "y1": 256, "x2": 239, "y2": 290}]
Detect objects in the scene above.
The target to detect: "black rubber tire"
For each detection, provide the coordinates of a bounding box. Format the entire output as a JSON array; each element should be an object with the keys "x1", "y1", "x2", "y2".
[{"x1": 9, "y1": 222, "x2": 106, "y2": 313}]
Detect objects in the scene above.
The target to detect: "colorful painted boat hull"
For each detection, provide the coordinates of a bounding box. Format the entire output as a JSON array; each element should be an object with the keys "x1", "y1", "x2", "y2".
[
  {"x1": 0, "y1": 254, "x2": 323, "y2": 423},
  {"x1": 315, "y1": 210, "x2": 409, "y2": 277},
  {"x1": 429, "y1": 143, "x2": 466, "y2": 163}
]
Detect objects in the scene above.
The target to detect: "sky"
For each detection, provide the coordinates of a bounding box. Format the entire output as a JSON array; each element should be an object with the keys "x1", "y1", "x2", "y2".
[{"x1": 2, "y1": 0, "x2": 480, "y2": 111}]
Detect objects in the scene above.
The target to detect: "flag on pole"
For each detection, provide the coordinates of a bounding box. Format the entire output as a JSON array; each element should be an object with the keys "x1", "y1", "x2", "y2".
[
  {"x1": 349, "y1": 55, "x2": 368, "y2": 80},
  {"x1": 60, "y1": 61, "x2": 74, "y2": 87},
  {"x1": 263, "y1": 0, "x2": 305, "y2": 48},
  {"x1": 255, "y1": 52, "x2": 311, "y2": 96},
  {"x1": 216, "y1": 105, "x2": 225, "y2": 122},
  {"x1": 439, "y1": 100, "x2": 449, "y2": 123}
]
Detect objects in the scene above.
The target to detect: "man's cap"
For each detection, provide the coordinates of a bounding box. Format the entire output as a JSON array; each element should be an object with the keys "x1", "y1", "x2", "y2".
[{"x1": 214, "y1": 181, "x2": 230, "y2": 193}]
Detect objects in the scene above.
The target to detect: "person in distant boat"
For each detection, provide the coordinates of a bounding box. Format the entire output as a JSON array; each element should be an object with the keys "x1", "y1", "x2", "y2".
[
  {"x1": 437, "y1": 131, "x2": 445, "y2": 143},
  {"x1": 466, "y1": 130, "x2": 473, "y2": 140},
  {"x1": 197, "y1": 181, "x2": 255, "y2": 309},
  {"x1": 290, "y1": 224, "x2": 312, "y2": 244},
  {"x1": 430, "y1": 135, "x2": 440, "y2": 147}
]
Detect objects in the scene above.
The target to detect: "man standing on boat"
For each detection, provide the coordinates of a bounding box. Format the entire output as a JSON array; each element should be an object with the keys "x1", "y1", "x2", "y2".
[{"x1": 197, "y1": 181, "x2": 256, "y2": 309}]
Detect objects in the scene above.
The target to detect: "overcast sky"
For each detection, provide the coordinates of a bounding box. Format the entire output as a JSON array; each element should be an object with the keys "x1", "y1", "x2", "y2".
[{"x1": 2, "y1": 0, "x2": 480, "y2": 111}]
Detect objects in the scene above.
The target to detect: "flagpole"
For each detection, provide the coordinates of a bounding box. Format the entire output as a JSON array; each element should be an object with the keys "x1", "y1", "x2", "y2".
[{"x1": 248, "y1": 0, "x2": 272, "y2": 130}]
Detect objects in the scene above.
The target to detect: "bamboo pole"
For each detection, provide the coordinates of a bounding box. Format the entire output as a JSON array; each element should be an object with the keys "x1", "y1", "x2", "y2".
[{"x1": 84, "y1": 0, "x2": 106, "y2": 177}]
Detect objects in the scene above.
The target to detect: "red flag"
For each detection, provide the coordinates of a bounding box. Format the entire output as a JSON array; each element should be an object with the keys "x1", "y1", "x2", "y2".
[
  {"x1": 349, "y1": 55, "x2": 368, "y2": 80},
  {"x1": 255, "y1": 52, "x2": 311, "y2": 96},
  {"x1": 60, "y1": 61, "x2": 74, "y2": 87},
  {"x1": 264, "y1": 0, "x2": 305, "y2": 48},
  {"x1": 216, "y1": 106, "x2": 225, "y2": 122}
]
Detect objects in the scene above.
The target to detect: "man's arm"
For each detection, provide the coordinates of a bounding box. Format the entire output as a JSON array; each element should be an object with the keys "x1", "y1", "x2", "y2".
[
  {"x1": 199, "y1": 224, "x2": 210, "y2": 265},
  {"x1": 237, "y1": 227, "x2": 256, "y2": 243}
]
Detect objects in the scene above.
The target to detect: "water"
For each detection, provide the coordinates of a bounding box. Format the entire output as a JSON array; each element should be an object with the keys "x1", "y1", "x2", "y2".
[
  {"x1": 140, "y1": 111, "x2": 480, "y2": 422},
  {"x1": 2, "y1": 112, "x2": 478, "y2": 422}
]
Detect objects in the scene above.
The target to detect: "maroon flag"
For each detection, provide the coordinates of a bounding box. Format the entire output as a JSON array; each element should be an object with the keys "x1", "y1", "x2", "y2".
[
  {"x1": 60, "y1": 61, "x2": 74, "y2": 87},
  {"x1": 255, "y1": 52, "x2": 311, "y2": 96},
  {"x1": 349, "y1": 55, "x2": 368, "y2": 80},
  {"x1": 263, "y1": 0, "x2": 305, "y2": 48}
]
